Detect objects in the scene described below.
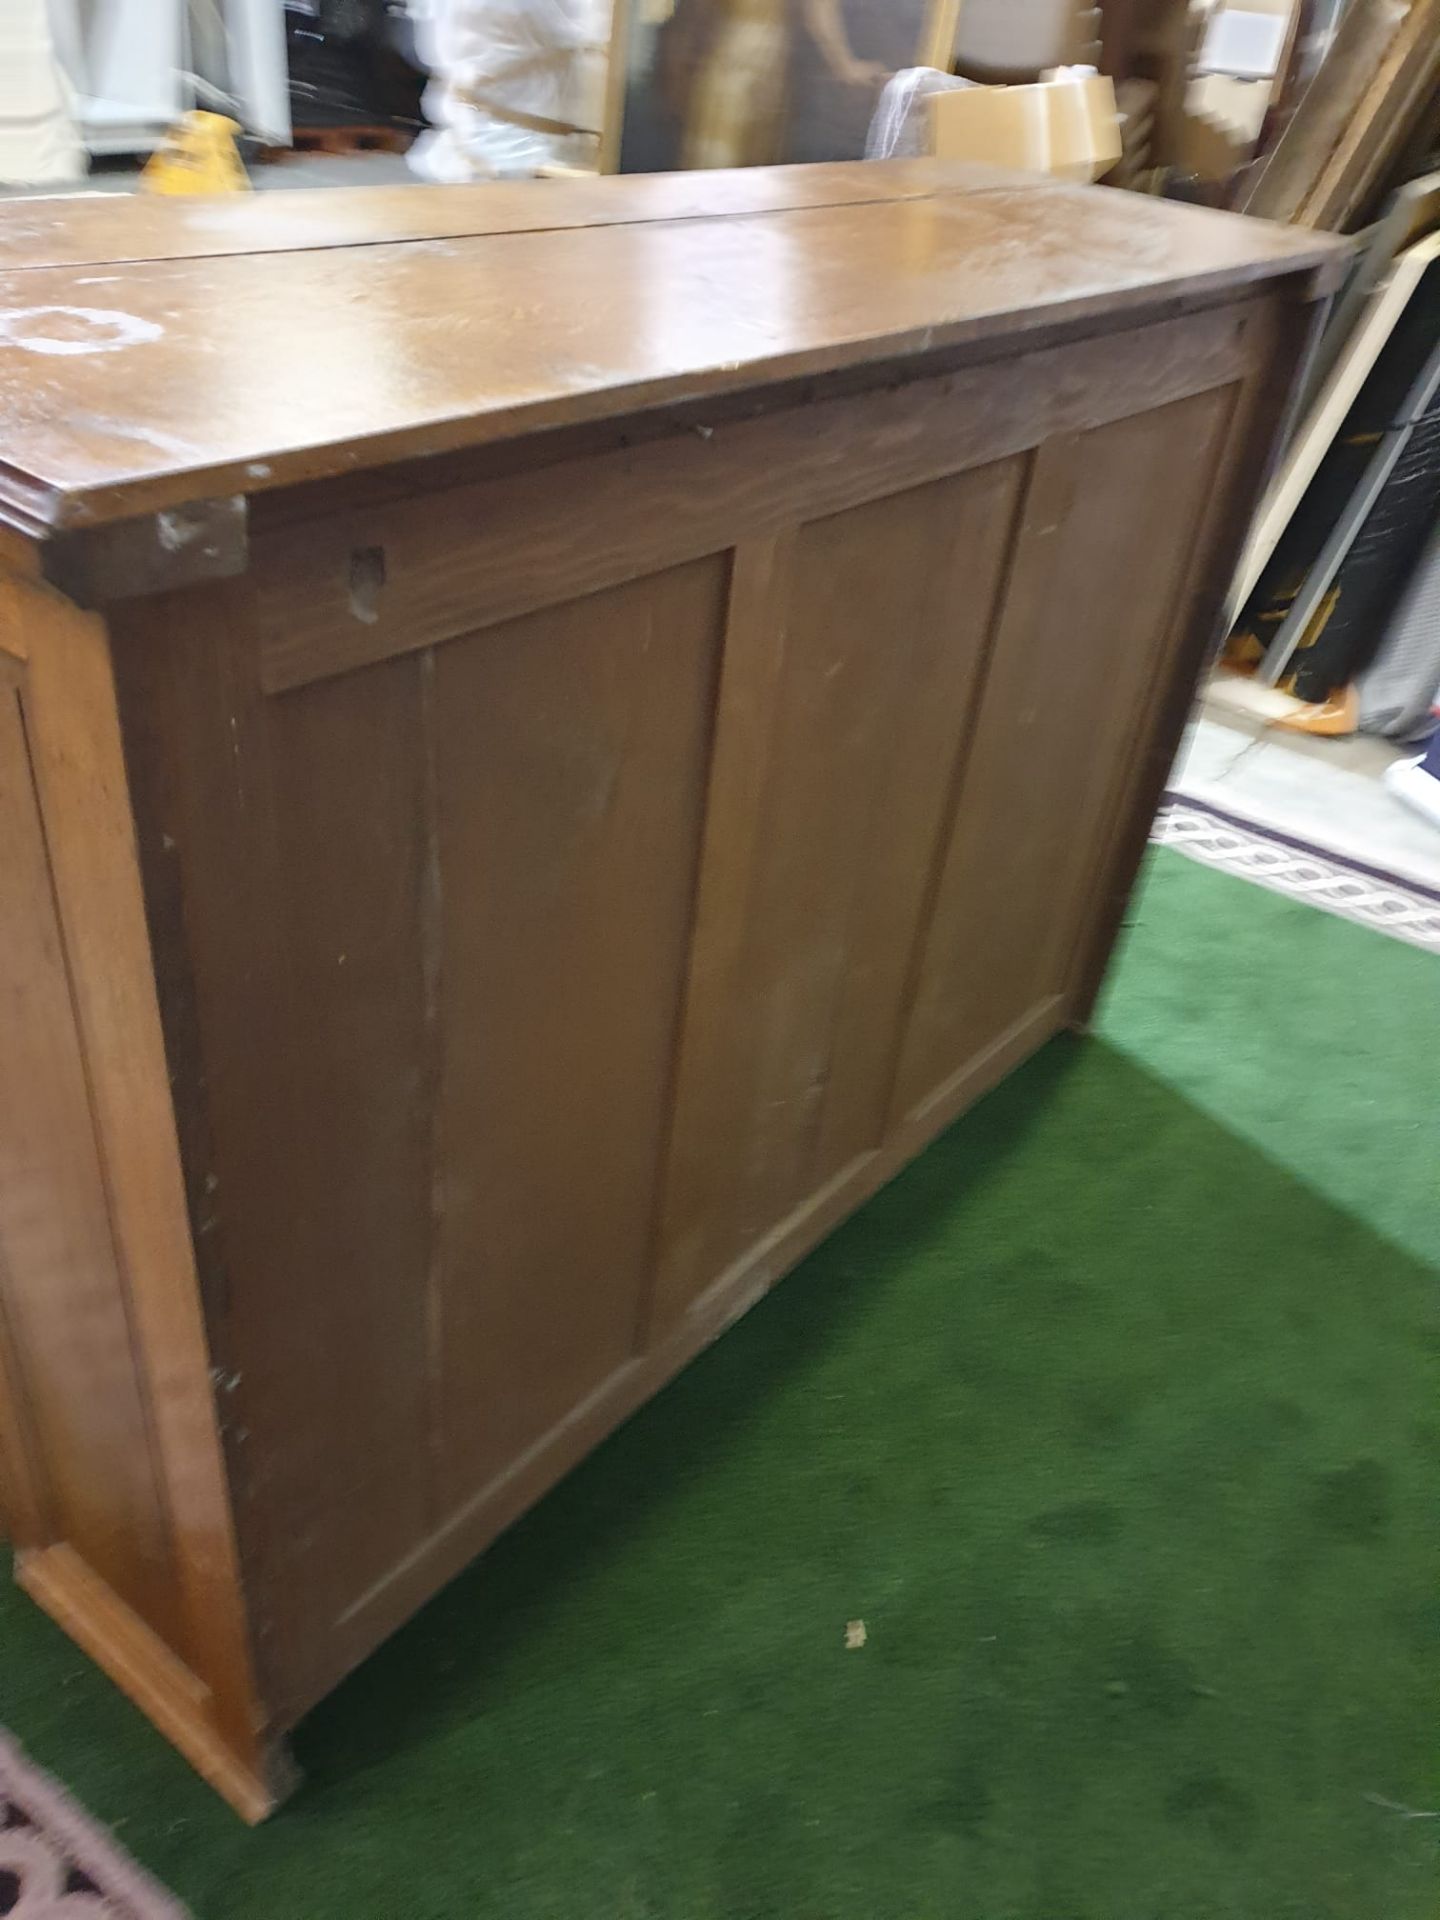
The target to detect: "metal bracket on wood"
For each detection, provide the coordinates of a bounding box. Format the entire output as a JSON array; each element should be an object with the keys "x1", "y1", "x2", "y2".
[{"x1": 40, "y1": 496, "x2": 250, "y2": 609}]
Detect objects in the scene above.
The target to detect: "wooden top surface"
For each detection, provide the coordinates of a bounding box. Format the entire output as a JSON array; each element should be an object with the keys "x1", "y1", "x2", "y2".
[
  {"x1": 0, "y1": 162, "x2": 1343, "y2": 532},
  {"x1": 0, "y1": 161, "x2": 1046, "y2": 271}
]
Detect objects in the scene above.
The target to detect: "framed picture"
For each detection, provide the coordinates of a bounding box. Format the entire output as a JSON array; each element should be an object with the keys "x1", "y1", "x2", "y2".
[{"x1": 613, "y1": 0, "x2": 960, "y2": 173}]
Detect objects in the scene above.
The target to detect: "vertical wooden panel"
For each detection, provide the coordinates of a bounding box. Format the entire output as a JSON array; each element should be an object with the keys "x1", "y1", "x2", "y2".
[
  {"x1": 893, "y1": 388, "x2": 1233, "y2": 1123},
  {"x1": 229, "y1": 650, "x2": 436, "y2": 1645},
  {"x1": 0, "y1": 686, "x2": 175, "y2": 1635},
  {"x1": 113, "y1": 587, "x2": 435, "y2": 1717},
  {"x1": 16, "y1": 571, "x2": 275, "y2": 1812},
  {"x1": 640, "y1": 534, "x2": 796, "y2": 1335},
  {"x1": 0, "y1": 1237, "x2": 51, "y2": 1551},
  {"x1": 803, "y1": 460, "x2": 1027, "y2": 1190},
  {"x1": 434, "y1": 558, "x2": 726, "y2": 1493},
  {"x1": 651, "y1": 459, "x2": 1026, "y2": 1331},
  {"x1": 1068, "y1": 304, "x2": 1306, "y2": 1025}
]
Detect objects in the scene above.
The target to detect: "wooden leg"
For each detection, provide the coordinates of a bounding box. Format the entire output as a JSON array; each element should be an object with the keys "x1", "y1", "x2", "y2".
[{"x1": 16, "y1": 1545, "x2": 296, "y2": 1824}]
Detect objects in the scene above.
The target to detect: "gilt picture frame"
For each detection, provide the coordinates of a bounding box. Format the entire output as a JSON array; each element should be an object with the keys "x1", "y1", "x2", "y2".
[{"x1": 610, "y1": 0, "x2": 961, "y2": 172}]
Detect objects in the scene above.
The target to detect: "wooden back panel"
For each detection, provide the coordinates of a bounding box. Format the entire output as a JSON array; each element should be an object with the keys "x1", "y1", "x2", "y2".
[
  {"x1": 893, "y1": 387, "x2": 1236, "y2": 1125},
  {"x1": 431, "y1": 562, "x2": 726, "y2": 1498},
  {"x1": 649, "y1": 460, "x2": 1026, "y2": 1334},
  {"x1": 116, "y1": 560, "x2": 728, "y2": 1704},
  {"x1": 112, "y1": 295, "x2": 1286, "y2": 1722}
]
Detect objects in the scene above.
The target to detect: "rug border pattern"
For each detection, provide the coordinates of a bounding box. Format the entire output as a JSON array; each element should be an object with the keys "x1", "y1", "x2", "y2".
[
  {"x1": 1152, "y1": 791, "x2": 1440, "y2": 956},
  {"x1": 0, "y1": 1731, "x2": 190, "y2": 1919}
]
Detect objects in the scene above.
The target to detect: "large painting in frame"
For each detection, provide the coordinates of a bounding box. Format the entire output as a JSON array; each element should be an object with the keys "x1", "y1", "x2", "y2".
[{"x1": 616, "y1": 0, "x2": 960, "y2": 172}]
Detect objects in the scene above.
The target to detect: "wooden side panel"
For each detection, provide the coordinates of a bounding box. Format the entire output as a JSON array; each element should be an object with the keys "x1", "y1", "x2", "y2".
[
  {"x1": 650, "y1": 461, "x2": 1025, "y2": 1330},
  {"x1": 3, "y1": 568, "x2": 274, "y2": 1819},
  {"x1": 0, "y1": 684, "x2": 175, "y2": 1635},
  {"x1": 432, "y1": 560, "x2": 726, "y2": 1496},
  {"x1": 892, "y1": 387, "x2": 1234, "y2": 1123},
  {"x1": 112, "y1": 593, "x2": 436, "y2": 1710}
]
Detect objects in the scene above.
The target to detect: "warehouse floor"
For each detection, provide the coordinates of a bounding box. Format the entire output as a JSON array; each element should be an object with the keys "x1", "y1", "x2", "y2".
[
  {"x1": 2, "y1": 848, "x2": 1435, "y2": 1920},
  {"x1": 1176, "y1": 680, "x2": 1440, "y2": 893},
  {"x1": 0, "y1": 149, "x2": 416, "y2": 196}
]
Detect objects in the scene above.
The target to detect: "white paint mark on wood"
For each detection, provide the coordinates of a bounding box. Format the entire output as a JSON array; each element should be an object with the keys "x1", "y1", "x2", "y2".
[{"x1": 0, "y1": 306, "x2": 163, "y2": 356}]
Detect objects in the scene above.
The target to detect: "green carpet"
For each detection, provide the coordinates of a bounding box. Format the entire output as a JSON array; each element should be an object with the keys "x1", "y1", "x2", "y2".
[{"x1": 4, "y1": 849, "x2": 1437, "y2": 1919}]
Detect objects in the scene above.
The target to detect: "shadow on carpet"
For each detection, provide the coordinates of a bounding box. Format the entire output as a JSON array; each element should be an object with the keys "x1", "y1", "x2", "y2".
[{"x1": 4, "y1": 1025, "x2": 1436, "y2": 1920}]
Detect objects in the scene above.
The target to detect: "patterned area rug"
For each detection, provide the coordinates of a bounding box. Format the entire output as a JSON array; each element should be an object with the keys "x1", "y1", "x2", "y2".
[
  {"x1": 0, "y1": 1735, "x2": 187, "y2": 1918},
  {"x1": 1152, "y1": 792, "x2": 1440, "y2": 955}
]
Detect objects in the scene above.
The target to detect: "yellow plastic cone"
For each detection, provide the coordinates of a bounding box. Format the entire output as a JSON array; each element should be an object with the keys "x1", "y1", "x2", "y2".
[{"x1": 141, "y1": 111, "x2": 250, "y2": 195}]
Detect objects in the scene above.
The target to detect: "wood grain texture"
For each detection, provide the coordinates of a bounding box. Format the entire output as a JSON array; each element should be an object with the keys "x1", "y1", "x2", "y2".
[
  {"x1": 0, "y1": 1237, "x2": 51, "y2": 1550},
  {"x1": 1238, "y1": 0, "x2": 1428, "y2": 226},
  {"x1": 0, "y1": 175, "x2": 1340, "y2": 531},
  {"x1": 254, "y1": 303, "x2": 1251, "y2": 694},
  {"x1": 637, "y1": 534, "x2": 796, "y2": 1345},
  {"x1": 115, "y1": 559, "x2": 725, "y2": 1717},
  {"x1": 1297, "y1": 0, "x2": 1440, "y2": 230},
  {"x1": 322, "y1": 991, "x2": 1067, "y2": 1675},
  {"x1": 0, "y1": 159, "x2": 1036, "y2": 272},
  {"x1": 0, "y1": 681, "x2": 169, "y2": 1614},
  {"x1": 0, "y1": 165, "x2": 1332, "y2": 1814},
  {"x1": 1066, "y1": 299, "x2": 1319, "y2": 1027},
  {"x1": 39, "y1": 495, "x2": 250, "y2": 609},
  {"x1": 9, "y1": 574, "x2": 267, "y2": 1785},
  {"x1": 111, "y1": 289, "x2": 1319, "y2": 1745},
  {"x1": 430, "y1": 560, "x2": 725, "y2": 1501},
  {"x1": 890, "y1": 386, "x2": 1233, "y2": 1125},
  {"x1": 650, "y1": 458, "x2": 1026, "y2": 1334},
  {"x1": 111, "y1": 587, "x2": 437, "y2": 1723},
  {"x1": 17, "y1": 1543, "x2": 287, "y2": 1823}
]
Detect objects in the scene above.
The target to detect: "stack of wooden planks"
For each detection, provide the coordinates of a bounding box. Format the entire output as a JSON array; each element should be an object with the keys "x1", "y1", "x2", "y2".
[{"x1": 1239, "y1": 0, "x2": 1440, "y2": 231}]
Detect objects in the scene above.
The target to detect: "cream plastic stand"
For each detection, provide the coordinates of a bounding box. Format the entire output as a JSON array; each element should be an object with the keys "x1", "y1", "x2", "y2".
[{"x1": 929, "y1": 67, "x2": 1121, "y2": 181}]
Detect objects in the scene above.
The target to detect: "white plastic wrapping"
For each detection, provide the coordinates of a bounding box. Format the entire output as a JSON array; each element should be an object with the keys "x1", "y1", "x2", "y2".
[
  {"x1": 865, "y1": 66, "x2": 972, "y2": 161},
  {"x1": 409, "y1": 0, "x2": 610, "y2": 181}
]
